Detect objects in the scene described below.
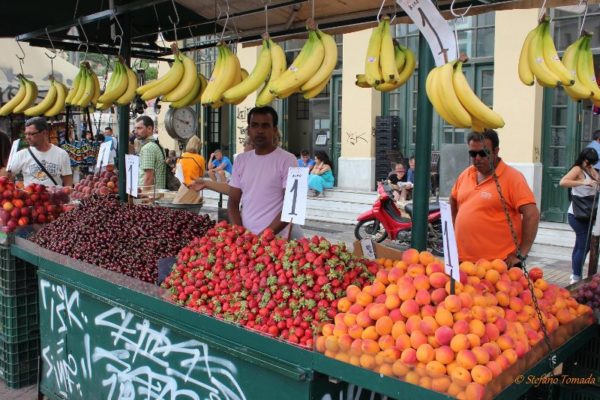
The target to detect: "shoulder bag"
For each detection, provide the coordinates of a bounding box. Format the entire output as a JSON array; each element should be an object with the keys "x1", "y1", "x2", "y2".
[
  {"x1": 572, "y1": 192, "x2": 598, "y2": 222},
  {"x1": 27, "y1": 148, "x2": 58, "y2": 186}
]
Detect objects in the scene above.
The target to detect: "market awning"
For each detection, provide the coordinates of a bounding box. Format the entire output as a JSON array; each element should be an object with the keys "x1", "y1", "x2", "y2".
[{"x1": 5, "y1": 0, "x2": 598, "y2": 60}]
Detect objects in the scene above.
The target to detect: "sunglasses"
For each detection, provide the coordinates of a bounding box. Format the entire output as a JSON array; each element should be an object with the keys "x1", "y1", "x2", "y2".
[
  {"x1": 25, "y1": 130, "x2": 41, "y2": 136},
  {"x1": 468, "y1": 149, "x2": 490, "y2": 158}
]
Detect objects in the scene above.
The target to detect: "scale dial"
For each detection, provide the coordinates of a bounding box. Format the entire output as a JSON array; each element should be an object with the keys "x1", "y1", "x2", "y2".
[{"x1": 165, "y1": 107, "x2": 198, "y2": 140}]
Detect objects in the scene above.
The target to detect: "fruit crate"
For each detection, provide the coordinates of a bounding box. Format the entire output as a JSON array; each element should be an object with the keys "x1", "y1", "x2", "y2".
[
  {"x1": 0, "y1": 245, "x2": 38, "y2": 296},
  {"x1": 0, "y1": 291, "x2": 39, "y2": 343},
  {"x1": 558, "y1": 385, "x2": 600, "y2": 400},
  {"x1": 562, "y1": 327, "x2": 600, "y2": 387},
  {"x1": 0, "y1": 337, "x2": 39, "y2": 389}
]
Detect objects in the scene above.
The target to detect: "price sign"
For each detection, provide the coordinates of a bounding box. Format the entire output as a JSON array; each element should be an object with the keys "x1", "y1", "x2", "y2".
[
  {"x1": 397, "y1": 0, "x2": 457, "y2": 66},
  {"x1": 175, "y1": 162, "x2": 184, "y2": 184},
  {"x1": 281, "y1": 167, "x2": 308, "y2": 225},
  {"x1": 125, "y1": 155, "x2": 139, "y2": 197},
  {"x1": 439, "y1": 201, "x2": 460, "y2": 282},
  {"x1": 95, "y1": 141, "x2": 112, "y2": 171},
  {"x1": 6, "y1": 139, "x2": 20, "y2": 172},
  {"x1": 360, "y1": 239, "x2": 376, "y2": 260}
]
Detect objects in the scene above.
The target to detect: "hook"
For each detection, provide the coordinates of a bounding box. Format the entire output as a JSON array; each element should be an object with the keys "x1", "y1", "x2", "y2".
[
  {"x1": 264, "y1": 0, "x2": 271, "y2": 33},
  {"x1": 450, "y1": 0, "x2": 472, "y2": 21},
  {"x1": 538, "y1": 0, "x2": 548, "y2": 20},
  {"x1": 311, "y1": 0, "x2": 315, "y2": 20},
  {"x1": 578, "y1": 0, "x2": 589, "y2": 37},
  {"x1": 15, "y1": 40, "x2": 25, "y2": 61},
  {"x1": 44, "y1": 28, "x2": 57, "y2": 59},
  {"x1": 168, "y1": 0, "x2": 180, "y2": 42},
  {"x1": 389, "y1": 1, "x2": 397, "y2": 24},
  {"x1": 220, "y1": 0, "x2": 230, "y2": 42},
  {"x1": 153, "y1": 5, "x2": 168, "y2": 49},
  {"x1": 77, "y1": 19, "x2": 89, "y2": 61},
  {"x1": 376, "y1": 0, "x2": 386, "y2": 23},
  {"x1": 111, "y1": 11, "x2": 124, "y2": 54}
]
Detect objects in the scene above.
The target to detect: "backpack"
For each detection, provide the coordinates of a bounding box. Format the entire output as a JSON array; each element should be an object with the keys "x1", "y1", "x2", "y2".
[{"x1": 152, "y1": 141, "x2": 181, "y2": 191}]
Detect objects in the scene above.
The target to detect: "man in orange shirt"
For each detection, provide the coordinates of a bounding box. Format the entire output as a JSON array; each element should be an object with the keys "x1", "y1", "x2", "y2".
[{"x1": 450, "y1": 130, "x2": 539, "y2": 267}]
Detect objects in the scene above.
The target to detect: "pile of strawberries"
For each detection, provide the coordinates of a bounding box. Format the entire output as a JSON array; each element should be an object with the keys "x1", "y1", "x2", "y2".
[{"x1": 163, "y1": 221, "x2": 378, "y2": 348}]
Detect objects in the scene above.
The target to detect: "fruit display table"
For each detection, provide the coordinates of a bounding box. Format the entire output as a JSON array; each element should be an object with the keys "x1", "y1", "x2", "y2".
[{"x1": 10, "y1": 236, "x2": 599, "y2": 400}]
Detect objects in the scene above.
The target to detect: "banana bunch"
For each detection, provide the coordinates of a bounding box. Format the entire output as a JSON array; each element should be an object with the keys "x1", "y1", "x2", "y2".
[
  {"x1": 222, "y1": 39, "x2": 272, "y2": 104},
  {"x1": 560, "y1": 34, "x2": 600, "y2": 103},
  {"x1": 65, "y1": 62, "x2": 100, "y2": 109},
  {"x1": 96, "y1": 59, "x2": 137, "y2": 110},
  {"x1": 201, "y1": 44, "x2": 244, "y2": 108},
  {"x1": 24, "y1": 78, "x2": 69, "y2": 117},
  {"x1": 169, "y1": 72, "x2": 208, "y2": 109},
  {"x1": 255, "y1": 39, "x2": 287, "y2": 106},
  {"x1": 0, "y1": 75, "x2": 38, "y2": 116},
  {"x1": 356, "y1": 17, "x2": 415, "y2": 92},
  {"x1": 426, "y1": 58, "x2": 505, "y2": 132},
  {"x1": 518, "y1": 18, "x2": 575, "y2": 88}
]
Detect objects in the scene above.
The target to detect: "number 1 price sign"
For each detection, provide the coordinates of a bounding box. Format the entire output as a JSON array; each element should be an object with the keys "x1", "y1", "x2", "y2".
[
  {"x1": 6, "y1": 139, "x2": 20, "y2": 172},
  {"x1": 125, "y1": 155, "x2": 139, "y2": 198},
  {"x1": 439, "y1": 201, "x2": 460, "y2": 293},
  {"x1": 95, "y1": 141, "x2": 112, "y2": 173},
  {"x1": 281, "y1": 167, "x2": 309, "y2": 226}
]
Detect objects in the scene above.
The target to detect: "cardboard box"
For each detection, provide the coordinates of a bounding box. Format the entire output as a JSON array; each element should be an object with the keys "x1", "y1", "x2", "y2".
[{"x1": 352, "y1": 240, "x2": 404, "y2": 260}]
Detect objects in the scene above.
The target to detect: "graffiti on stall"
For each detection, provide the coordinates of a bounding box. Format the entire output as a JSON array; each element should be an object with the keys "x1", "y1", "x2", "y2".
[
  {"x1": 345, "y1": 132, "x2": 368, "y2": 146},
  {"x1": 320, "y1": 383, "x2": 388, "y2": 400},
  {"x1": 236, "y1": 106, "x2": 252, "y2": 145},
  {"x1": 39, "y1": 279, "x2": 247, "y2": 400}
]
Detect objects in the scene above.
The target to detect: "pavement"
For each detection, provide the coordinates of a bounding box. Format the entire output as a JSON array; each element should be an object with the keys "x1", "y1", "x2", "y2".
[{"x1": 0, "y1": 211, "x2": 588, "y2": 399}]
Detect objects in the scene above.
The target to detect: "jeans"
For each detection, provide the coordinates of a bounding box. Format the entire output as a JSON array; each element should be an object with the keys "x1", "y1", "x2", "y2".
[{"x1": 568, "y1": 213, "x2": 593, "y2": 277}]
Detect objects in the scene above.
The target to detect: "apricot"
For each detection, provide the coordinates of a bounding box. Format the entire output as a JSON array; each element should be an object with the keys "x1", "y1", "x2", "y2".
[
  {"x1": 361, "y1": 326, "x2": 379, "y2": 341},
  {"x1": 405, "y1": 315, "x2": 422, "y2": 334},
  {"x1": 465, "y1": 381, "x2": 486, "y2": 400},
  {"x1": 359, "y1": 353, "x2": 377, "y2": 369},
  {"x1": 456, "y1": 349, "x2": 478, "y2": 370},
  {"x1": 435, "y1": 307, "x2": 454, "y2": 327},
  {"x1": 375, "y1": 315, "x2": 393, "y2": 336},
  {"x1": 491, "y1": 259, "x2": 508, "y2": 273},
  {"x1": 419, "y1": 316, "x2": 439, "y2": 336},
  {"x1": 426, "y1": 262, "x2": 444, "y2": 275},
  {"x1": 384, "y1": 294, "x2": 401, "y2": 310},
  {"x1": 448, "y1": 382, "x2": 464, "y2": 397},
  {"x1": 435, "y1": 345, "x2": 455, "y2": 365},
  {"x1": 400, "y1": 299, "x2": 420, "y2": 318},
  {"x1": 460, "y1": 261, "x2": 477, "y2": 276},
  {"x1": 431, "y1": 287, "x2": 448, "y2": 305},
  {"x1": 378, "y1": 334, "x2": 396, "y2": 351},
  {"x1": 444, "y1": 294, "x2": 462, "y2": 313},
  {"x1": 378, "y1": 363, "x2": 394, "y2": 377},
  {"x1": 471, "y1": 346, "x2": 490, "y2": 365},
  {"x1": 356, "y1": 291, "x2": 373, "y2": 306},
  {"x1": 421, "y1": 304, "x2": 436, "y2": 318},
  {"x1": 486, "y1": 360, "x2": 502, "y2": 377},
  {"x1": 346, "y1": 285, "x2": 361, "y2": 302},
  {"x1": 356, "y1": 311, "x2": 373, "y2": 328},
  {"x1": 496, "y1": 291, "x2": 510, "y2": 307},
  {"x1": 342, "y1": 313, "x2": 357, "y2": 327},
  {"x1": 509, "y1": 297, "x2": 524, "y2": 312},
  {"x1": 392, "y1": 359, "x2": 410, "y2": 377},
  {"x1": 497, "y1": 335, "x2": 515, "y2": 351},
  {"x1": 338, "y1": 334, "x2": 353, "y2": 352},
  {"x1": 387, "y1": 267, "x2": 404, "y2": 283},
  {"x1": 484, "y1": 269, "x2": 500, "y2": 284},
  {"x1": 415, "y1": 289, "x2": 431, "y2": 306},
  {"x1": 413, "y1": 275, "x2": 430, "y2": 291},
  {"x1": 502, "y1": 348, "x2": 518, "y2": 365},
  {"x1": 507, "y1": 266, "x2": 523, "y2": 281},
  {"x1": 368, "y1": 303, "x2": 389, "y2": 320},
  {"x1": 410, "y1": 330, "x2": 428, "y2": 349},
  {"x1": 450, "y1": 366, "x2": 473, "y2": 386},
  {"x1": 425, "y1": 359, "x2": 446, "y2": 378},
  {"x1": 325, "y1": 336, "x2": 340, "y2": 353},
  {"x1": 468, "y1": 319, "x2": 486, "y2": 338},
  {"x1": 482, "y1": 342, "x2": 501, "y2": 360},
  {"x1": 389, "y1": 309, "x2": 404, "y2": 322},
  {"x1": 450, "y1": 334, "x2": 470, "y2": 352},
  {"x1": 395, "y1": 333, "x2": 411, "y2": 351},
  {"x1": 348, "y1": 324, "x2": 364, "y2": 340},
  {"x1": 430, "y1": 272, "x2": 450, "y2": 289},
  {"x1": 418, "y1": 375, "x2": 432, "y2": 390},
  {"x1": 459, "y1": 292, "x2": 474, "y2": 308},
  {"x1": 316, "y1": 336, "x2": 327, "y2": 353},
  {"x1": 484, "y1": 323, "x2": 500, "y2": 341},
  {"x1": 431, "y1": 376, "x2": 451, "y2": 393},
  {"x1": 391, "y1": 320, "x2": 407, "y2": 339},
  {"x1": 416, "y1": 343, "x2": 435, "y2": 363},
  {"x1": 400, "y1": 348, "x2": 417, "y2": 365},
  {"x1": 398, "y1": 283, "x2": 417, "y2": 301},
  {"x1": 435, "y1": 326, "x2": 454, "y2": 346},
  {"x1": 402, "y1": 248, "x2": 420, "y2": 265},
  {"x1": 466, "y1": 333, "x2": 481, "y2": 348},
  {"x1": 453, "y1": 319, "x2": 470, "y2": 335}
]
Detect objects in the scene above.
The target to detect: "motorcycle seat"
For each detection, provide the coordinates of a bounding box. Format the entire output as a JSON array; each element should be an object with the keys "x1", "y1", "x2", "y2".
[{"x1": 404, "y1": 202, "x2": 441, "y2": 216}]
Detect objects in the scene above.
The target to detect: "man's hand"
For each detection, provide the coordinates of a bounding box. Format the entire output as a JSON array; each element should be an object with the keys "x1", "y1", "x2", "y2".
[{"x1": 188, "y1": 178, "x2": 207, "y2": 192}]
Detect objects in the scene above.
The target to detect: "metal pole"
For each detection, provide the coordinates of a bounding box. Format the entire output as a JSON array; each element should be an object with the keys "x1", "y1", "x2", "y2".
[
  {"x1": 411, "y1": 33, "x2": 435, "y2": 250},
  {"x1": 118, "y1": 15, "x2": 131, "y2": 202}
]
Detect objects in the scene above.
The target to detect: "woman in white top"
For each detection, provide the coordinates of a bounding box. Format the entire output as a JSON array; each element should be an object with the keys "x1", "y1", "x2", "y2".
[{"x1": 559, "y1": 147, "x2": 600, "y2": 284}]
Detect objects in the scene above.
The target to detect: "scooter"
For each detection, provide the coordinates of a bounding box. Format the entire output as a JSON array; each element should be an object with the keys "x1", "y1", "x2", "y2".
[{"x1": 354, "y1": 181, "x2": 444, "y2": 256}]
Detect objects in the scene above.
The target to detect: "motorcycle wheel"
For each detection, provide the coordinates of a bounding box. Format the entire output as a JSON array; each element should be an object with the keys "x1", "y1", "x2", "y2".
[
  {"x1": 428, "y1": 220, "x2": 444, "y2": 257},
  {"x1": 354, "y1": 219, "x2": 388, "y2": 242}
]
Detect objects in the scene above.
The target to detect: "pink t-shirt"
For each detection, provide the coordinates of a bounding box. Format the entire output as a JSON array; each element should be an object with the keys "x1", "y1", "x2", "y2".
[{"x1": 229, "y1": 147, "x2": 298, "y2": 234}]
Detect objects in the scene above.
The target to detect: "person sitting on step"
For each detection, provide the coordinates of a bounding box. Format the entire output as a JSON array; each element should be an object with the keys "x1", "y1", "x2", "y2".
[{"x1": 308, "y1": 151, "x2": 334, "y2": 198}]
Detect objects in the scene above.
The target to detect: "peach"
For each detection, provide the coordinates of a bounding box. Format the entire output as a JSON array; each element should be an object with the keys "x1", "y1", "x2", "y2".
[
  {"x1": 485, "y1": 323, "x2": 500, "y2": 341},
  {"x1": 435, "y1": 345, "x2": 455, "y2": 365},
  {"x1": 416, "y1": 343, "x2": 435, "y2": 363},
  {"x1": 392, "y1": 359, "x2": 410, "y2": 377},
  {"x1": 450, "y1": 366, "x2": 473, "y2": 386},
  {"x1": 431, "y1": 376, "x2": 451, "y2": 393},
  {"x1": 415, "y1": 289, "x2": 431, "y2": 306},
  {"x1": 430, "y1": 272, "x2": 450, "y2": 289},
  {"x1": 469, "y1": 319, "x2": 486, "y2": 338},
  {"x1": 420, "y1": 304, "x2": 436, "y2": 318},
  {"x1": 435, "y1": 326, "x2": 454, "y2": 346},
  {"x1": 400, "y1": 299, "x2": 420, "y2": 318},
  {"x1": 456, "y1": 349, "x2": 478, "y2": 370},
  {"x1": 486, "y1": 360, "x2": 502, "y2": 378},
  {"x1": 444, "y1": 294, "x2": 462, "y2": 313},
  {"x1": 465, "y1": 382, "x2": 486, "y2": 400},
  {"x1": 402, "y1": 248, "x2": 420, "y2": 265},
  {"x1": 450, "y1": 334, "x2": 470, "y2": 352},
  {"x1": 471, "y1": 346, "x2": 490, "y2": 364},
  {"x1": 431, "y1": 287, "x2": 448, "y2": 305},
  {"x1": 405, "y1": 315, "x2": 422, "y2": 334},
  {"x1": 414, "y1": 275, "x2": 430, "y2": 291},
  {"x1": 395, "y1": 333, "x2": 411, "y2": 351},
  {"x1": 426, "y1": 262, "x2": 444, "y2": 275},
  {"x1": 453, "y1": 319, "x2": 470, "y2": 335},
  {"x1": 435, "y1": 307, "x2": 454, "y2": 327},
  {"x1": 400, "y1": 348, "x2": 417, "y2": 365},
  {"x1": 407, "y1": 264, "x2": 425, "y2": 279},
  {"x1": 410, "y1": 330, "x2": 428, "y2": 349},
  {"x1": 426, "y1": 360, "x2": 447, "y2": 378}
]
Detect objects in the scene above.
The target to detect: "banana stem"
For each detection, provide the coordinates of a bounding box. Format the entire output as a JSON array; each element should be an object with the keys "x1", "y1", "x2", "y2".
[
  {"x1": 171, "y1": 42, "x2": 179, "y2": 56},
  {"x1": 458, "y1": 54, "x2": 469, "y2": 63}
]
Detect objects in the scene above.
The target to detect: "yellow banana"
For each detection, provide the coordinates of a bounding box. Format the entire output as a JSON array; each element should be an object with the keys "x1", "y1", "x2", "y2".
[
  {"x1": 241, "y1": 68, "x2": 249, "y2": 80},
  {"x1": 577, "y1": 36, "x2": 600, "y2": 101},
  {"x1": 303, "y1": 76, "x2": 329, "y2": 99},
  {"x1": 98, "y1": 62, "x2": 128, "y2": 104},
  {"x1": 65, "y1": 67, "x2": 83, "y2": 105},
  {"x1": 426, "y1": 67, "x2": 459, "y2": 127},
  {"x1": 141, "y1": 57, "x2": 184, "y2": 101},
  {"x1": 276, "y1": 86, "x2": 298, "y2": 99},
  {"x1": 0, "y1": 76, "x2": 27, "y2": 116},
  {"x1": 364, "y1": 21, "x2": 384, "y2": 86},
  {"x1": 438, "y1": 61, "x2": 471, "y2": 128},
  {"x1": 471, "y1": 117, "x2": 486, "y2": 133},
  {"x1": 355, "y1": 74, "x2": 372, "y2": 88},
  {"x1": 25, "y1": 79, "x2": 58, "y2": 116},
  {"x1": 518, "y1": 27, "x2": 536, "y2": 86},
  {"x1": 201, "y1": 46, "x2": 225, "y2": 105},
  {"x1": 395, "y1": 45, "x2": 416, "y2": 86},
  {"x1": 71, "y1": 67, "x2": 89, "y2": 106},
  {"x1": 562, "y1": 35, "x2": 593, "y2": 101},
  {"x1": 256, "y1": 39, "x2": 287, "y2": 106},
  {"x1": 90, "y1": 70, "x2": 101, "y2": 106},
  {"x1": 202, "y1": 45, "x2": 239, "y2": 106},
  {"x1": 44, "y1": 81, "x2": 68, "y2": 117},
  {"x1": 163, "y1": 53, "x2": 198, "y2": 102},
  {"x1": 453, "y1": 61, "x2": 504, "y2": 129},
  {"x1": 528, "y1": 23, "x2": 560, "y2": 88},
  {"x1": 301, "y1": 29, "x2": 338, "y2": 92},
  {"x1": 394, "y1": 41, "x2": 407, "y2": 74},
  {"x1": 379, "y1": 18, "x2": 399, "y2": 84},
  {"x1": 171, "y1": 76, "x2": 202, "y2": 108},
  {"x1": 13, "y1": 78, "x2": 38, "y2": 114},
  {"x1": 270, "y1": 30, "x2": 325, "y2": 96},
  {"x1": 541, "y1": 21, "x2": 574, "y2": 87},
  {"x1": 116, "y1": 65, "x2": 138, "y2": 106},
  {"x1": 223, "y1": 40, "x2": 272, "y2": 103},
  {"x1": 190, "y1": 73, "x2": 208, "y2": 106},
  {"x1": 76, "y1": 67, "x2": 96, "y2": 107}
]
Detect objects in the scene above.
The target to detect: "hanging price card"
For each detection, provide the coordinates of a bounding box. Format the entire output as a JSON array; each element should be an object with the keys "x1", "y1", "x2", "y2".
[
  {"x1": 439, "y1": 201, "x2": 460, "y2": 282},
  {"x1": 95, "y1": 141, "x2": 112, "y2": 171},
  {"x1": 281, "y1": 167, "x2": 309, "y2": 225},
  {"x1": 6, "y1": 139, "x2": 20, "y2": 172},
  {"x1": 125, "y1": 155, "x2": 140, "y2": 197}
]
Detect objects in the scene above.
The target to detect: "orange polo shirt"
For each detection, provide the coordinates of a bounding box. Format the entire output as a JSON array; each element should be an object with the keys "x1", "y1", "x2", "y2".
[
  {"x1": 178, "y1": 152, "x2": 206, "y2": 186},
  {"x1": 450, "y1": 160, "x2": 536, "y2": 262}
]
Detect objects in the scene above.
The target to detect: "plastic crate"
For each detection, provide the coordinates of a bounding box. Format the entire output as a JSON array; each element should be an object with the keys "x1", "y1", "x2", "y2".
[
  {"x1": 0, "y1": 292, "x2": 39, "y2": 343},
  {"x1": 558, "y1": 385, "x2": 600, "y2": 400},
  {"x1": 0, "y1": 246, "x2": 37, "y2": 296},
  {"x1": 562, "y1": 334, "x2": 600, "y2": 386},
  {"x1": 0, "y1": 337, "x2": 39, "y2": 389}
]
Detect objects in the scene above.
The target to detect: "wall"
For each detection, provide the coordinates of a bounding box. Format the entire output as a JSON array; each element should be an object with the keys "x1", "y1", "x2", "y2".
[
  {"x1": 493, "y1": 9, "x2": 543, "y2": 205},
  {"x1": 232, "y1": 44, "x2": 260, "y2": 156}
]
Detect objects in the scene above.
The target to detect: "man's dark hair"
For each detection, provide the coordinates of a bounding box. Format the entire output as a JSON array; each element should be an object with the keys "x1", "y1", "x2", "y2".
[
  {"x1": 467, "y1": 129, "x2": 499, "y2": 149},
  {"x1": 301, "y1": 150, "x2": 310, "y2": 156},
  {"x1": 25, "y1": 117, "x2": 49, "y2": 133},
  {"x1": 575, "y1": 147, "x2": 599, "y2": 168},
  {"x1": 593, "y1": 130, "x2": 600, "y2": 141},
  {"x1": 214, "y1": 149, "x2": 222, "y2": 154},
  {"x1": 95, "y1": 133, "x2": 105, "y2": 142},
  {"x1": 248, "y1": 106, "x2": 278, "y2": 128},
  {"x1": 104, "y1": 126, "x2": 113, "y2": 131},
  {"x1": 135, "y1": 115, "x2": 154, "y2": 129}
]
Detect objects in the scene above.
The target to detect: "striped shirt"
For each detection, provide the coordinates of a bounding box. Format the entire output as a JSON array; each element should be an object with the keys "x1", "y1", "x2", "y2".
[{"x1": 138, "y1": 140, "x2": 166, "y2": 190}]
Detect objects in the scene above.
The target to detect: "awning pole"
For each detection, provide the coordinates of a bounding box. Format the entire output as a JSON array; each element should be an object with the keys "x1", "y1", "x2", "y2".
[{"x1": 118, "y1": 15, "x2": 131, "y2": 202}]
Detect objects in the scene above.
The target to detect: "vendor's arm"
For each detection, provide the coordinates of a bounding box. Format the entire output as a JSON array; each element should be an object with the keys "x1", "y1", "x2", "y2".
[
  {"x1": 143, "y1": 169, "x2": 155, "y2": 186},
  {"x1": 188, "y1": 178, "x2": 230, "y2": 195},
  {"x1": 62, "y1": 175, "x2": 73, "y2": 187},
  {"x1": 264, "y1": 189, "x2": 289, "y2": 235},
  {"x1": 505, "y1": 203, "x2": 539, "y2": 267},
  {"x1": 227, "y1": 186, "x2": 243, "y2": 227}
]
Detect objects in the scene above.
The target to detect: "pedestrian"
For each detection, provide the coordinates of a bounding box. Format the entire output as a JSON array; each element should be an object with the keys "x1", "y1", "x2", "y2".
[
  {"x1": 308, "y1": 151, "x2": 335, "y2": 197},
  {"x1": 586, "y1": 130, "x2": 600, "y2": 171},
  {"x1": 104, "y1": 126, "x2": 118, "y2": 165},
  {"x1": 387, "y1": 162, "x2": 413, "y2": 201},
  {"x1": 207, "y1": 149, "x2": 232, "y2": 182},
  {"x1": 450, "y1": 129, "x2": 539, "y2": 267},
  {"x1": 559, "y1": 147, "x2": 600, "y2": 284},
  {"x1": 0, "y1": 130, "x2": 11, "y2": 177},
  {"x1": 407, "y1": 156, "x2": 416, "y2": 184},
  {"x1": 8, "y1": 117, "x2": 72, "y2": 187},
  {"x1": 189, "y1": 106, "x2": 300, "y2": 237},
  {"x1": 135, "y1": 115, "x2": 166, "y2": 190},
  {"x1": 177, "y1": 136, "x2": 205, "y2": 186},
  {"x1": 298, "y1": 150, "x2": 315, "y2": 172}
]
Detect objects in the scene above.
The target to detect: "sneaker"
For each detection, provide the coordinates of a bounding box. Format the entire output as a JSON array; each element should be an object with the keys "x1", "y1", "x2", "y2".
[
  {"x1": 308, "y1": 189, "x2": 318, "y2": 198},
  {"x1": 569, "y1": 275, "x2": 582, "y2": 285}
]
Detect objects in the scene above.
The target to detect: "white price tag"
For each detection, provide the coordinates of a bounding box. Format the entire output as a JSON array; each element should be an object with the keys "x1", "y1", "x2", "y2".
[
  {"x1": 360, "y1": 239, "x2": 376, "y2": 260},
  {"x1": 396, "y1": 0, "x2": 458, "y2": 66},
  {"x1": 175, "y1": 162, "x2": 184, "y2": 184},
  {"x1": 281, "y1": 167, "x2": 309, "y2": 225},
  {"x1": 125, "y1": 155, "x2": 140, "y2": 197},
  {"x1": 6, "y1": 139, "x2": 20, "y2": 172},
  {"x1": 96, "y1": 141, "x2": 112, "y2": 171},
  {"x1": 439, "y1": 201, "x2": 460, "y2": 282}
]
